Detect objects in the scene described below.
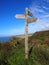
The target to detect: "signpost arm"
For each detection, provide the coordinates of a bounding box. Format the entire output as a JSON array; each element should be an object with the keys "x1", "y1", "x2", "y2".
[{"x1": 25, "y1": 8, "x2": 28, "y2": 59}]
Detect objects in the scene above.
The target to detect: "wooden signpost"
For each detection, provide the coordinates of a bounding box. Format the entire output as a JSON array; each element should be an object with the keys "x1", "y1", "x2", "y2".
[{"x1": 15, "y1": 8, "x2": 37, "y2": 59}]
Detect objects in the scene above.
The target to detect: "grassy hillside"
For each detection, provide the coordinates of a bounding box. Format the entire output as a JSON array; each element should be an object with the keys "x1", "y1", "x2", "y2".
[
  {"x1": 0, "y1": 30, "x2": 49, "y2": 65},
  {"x1": 29, "y1": 30, "x2": 49, "y2": 45},
  {"x1": 30, "y1": 30, "x2": 49, "y2": 40}
]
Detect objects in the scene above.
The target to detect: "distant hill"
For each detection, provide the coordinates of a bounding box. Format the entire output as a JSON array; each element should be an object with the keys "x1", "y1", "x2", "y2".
[
  {"x1": 30, "y1": 30, "x2": 49, "y2": 40},
  {"x1": 29, "y1": 30, "x2": 49, "y2": 44}
]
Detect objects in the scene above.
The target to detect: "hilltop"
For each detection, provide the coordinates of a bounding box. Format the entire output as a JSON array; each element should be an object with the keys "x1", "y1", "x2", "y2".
[
  {"x1": 30, "y1": 30, "x2": 49, "y2": 40},
  {"x1": 29, "y1": 30, "x2": 49, "y2": 44}
]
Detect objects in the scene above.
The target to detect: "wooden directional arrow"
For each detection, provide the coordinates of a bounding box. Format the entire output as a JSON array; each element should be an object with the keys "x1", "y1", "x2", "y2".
[
  {"x1": 15, "y1": 14, "x2": 25, "y2": 19},
  {"x1": 27, "y1": 18, "x2": 37, "y2": 23}
]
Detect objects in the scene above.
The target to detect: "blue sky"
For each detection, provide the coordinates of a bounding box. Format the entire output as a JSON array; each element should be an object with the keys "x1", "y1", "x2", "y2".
[{"x1": 0, "y1": 0, "x2": 49, "y2": 37}]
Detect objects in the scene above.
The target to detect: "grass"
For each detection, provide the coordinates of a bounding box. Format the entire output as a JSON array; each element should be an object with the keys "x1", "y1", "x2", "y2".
[
  {"x1": 0, "y1": 41, "x2": 49, "y2": 65},
  {"x1": 0, "y1": 30, "x2": 49, "y2": 65}
]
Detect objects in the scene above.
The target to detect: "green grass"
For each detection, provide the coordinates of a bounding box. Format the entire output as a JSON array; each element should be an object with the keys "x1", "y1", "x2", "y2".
[{"x1": 0, "y1": 42, "x2": 49, "y2": 65}]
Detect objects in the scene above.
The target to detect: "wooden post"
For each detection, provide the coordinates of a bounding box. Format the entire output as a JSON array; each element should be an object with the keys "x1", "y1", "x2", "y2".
[
  {"x1": 15, "y1": 8, "x2": 37, "y2": 59},
  {"x1": 25, "y1": 8, "x2": 28, "y2": 59}
]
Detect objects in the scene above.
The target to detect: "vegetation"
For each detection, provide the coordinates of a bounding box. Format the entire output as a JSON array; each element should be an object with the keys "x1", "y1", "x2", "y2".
[
  {"x1": 29, "y1": 30, "x2": 49, "y2": 41},
  {"x1": 0, "y1": 30, "x2": 49, "y2": 65}
]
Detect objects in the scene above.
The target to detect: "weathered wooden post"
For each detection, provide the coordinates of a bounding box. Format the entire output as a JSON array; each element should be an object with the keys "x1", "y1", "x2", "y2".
[{"x1": 25, "y1": 8, "x2": 28, "y2": 59}]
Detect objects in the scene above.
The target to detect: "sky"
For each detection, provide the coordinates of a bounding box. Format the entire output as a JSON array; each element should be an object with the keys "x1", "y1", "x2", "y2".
[{"x1": 0, "y1": 0, "x2": 49, "y2": 37}]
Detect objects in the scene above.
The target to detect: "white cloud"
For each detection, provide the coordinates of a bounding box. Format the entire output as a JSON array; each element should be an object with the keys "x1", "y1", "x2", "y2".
[
  {"x1": 43, "y1": 6, "x2": 49, "y2": 10},
  {"x1": 40, "y1": 14, "x2": 49, "y2": 18},
  {"x1": 28, "y1": 0, "x2": 49, "y2": 32},
  {"x1": 40, "y1": 24, "x2": 49, "y2": 31},
  {"x1": 45, "y1": 24, "x2": 49, "y2": 28},
  {"x1": 33, "y1": 8, "x2": 45, "y2": 13},
  {"x1": 44, "y1": 0, "x2": 49, "y2": 3},
  {"x1": 30, "y1": 7, "x2": 45, "y2": 13}
]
